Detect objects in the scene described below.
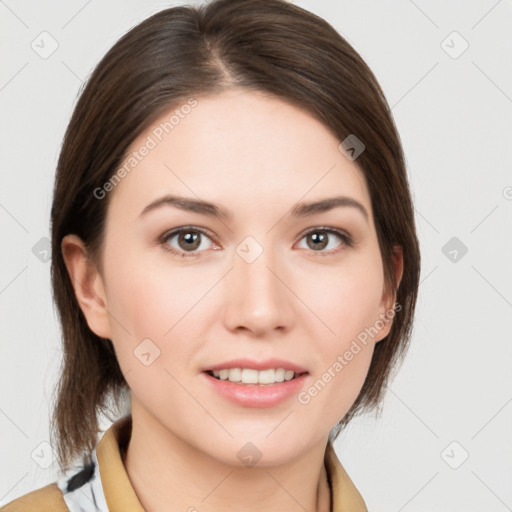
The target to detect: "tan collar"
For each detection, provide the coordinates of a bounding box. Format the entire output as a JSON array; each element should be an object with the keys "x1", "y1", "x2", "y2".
[
  {"x1": 96, "y1": 416, "x2": 144, "y2": 512},
  {"x1": 324, "y1": 440, "x2": 367, "y2": 511},
  {"x1": 96, "y1": 416, "x2": 367, "y2": 512}
]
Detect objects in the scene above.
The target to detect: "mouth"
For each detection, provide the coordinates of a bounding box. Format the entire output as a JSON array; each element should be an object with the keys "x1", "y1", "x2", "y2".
[
  {"x1": 203, "y1": 368, "x2": 309, "y2": 386},
  {"x1": 201, "y1": 368, "x2": 309, "y2": 407}
]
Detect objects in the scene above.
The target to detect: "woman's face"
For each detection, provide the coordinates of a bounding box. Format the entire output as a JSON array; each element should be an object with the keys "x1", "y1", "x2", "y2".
[{"x1": 75, "y1": 88, "x2": 399, "y2": 464}]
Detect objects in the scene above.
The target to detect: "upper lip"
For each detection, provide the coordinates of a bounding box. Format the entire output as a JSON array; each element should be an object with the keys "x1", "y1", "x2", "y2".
[{"x1": 204, "y1": 358, "x2": 308, "y2": 374}]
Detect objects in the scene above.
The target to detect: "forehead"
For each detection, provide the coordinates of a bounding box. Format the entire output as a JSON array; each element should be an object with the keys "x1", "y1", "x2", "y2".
[{"x1": 107, "y1": 88, "x2": 372, "y2": 221}]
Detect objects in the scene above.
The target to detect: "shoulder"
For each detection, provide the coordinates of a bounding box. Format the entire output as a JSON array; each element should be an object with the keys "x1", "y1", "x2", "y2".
[{"x1": 0, "y1": 483, "x2": 68, "y2": 512}]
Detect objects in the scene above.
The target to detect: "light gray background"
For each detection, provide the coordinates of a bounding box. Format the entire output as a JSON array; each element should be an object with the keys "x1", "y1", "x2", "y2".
[{"x1": 1, "y1": 0, "x2": 511, "y2": 510}]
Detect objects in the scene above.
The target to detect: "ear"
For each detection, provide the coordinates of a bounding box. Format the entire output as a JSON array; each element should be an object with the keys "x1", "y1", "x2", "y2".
[
  {"x1": 375, "y1": 245, "x2": 403, "y2": 343},
  {"x1": 61, "y1": 234, "x2": 112, "y2": 340}
]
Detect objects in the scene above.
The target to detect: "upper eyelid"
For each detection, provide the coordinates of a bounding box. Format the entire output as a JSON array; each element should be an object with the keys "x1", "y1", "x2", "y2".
[{"x1": 161, "y1": 226, "x2": 216, "y2": 242}]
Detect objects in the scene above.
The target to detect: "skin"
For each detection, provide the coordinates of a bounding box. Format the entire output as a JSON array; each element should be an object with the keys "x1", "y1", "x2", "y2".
[{"x1": 62, "y1": 88, "x2": 403, "y2": 512}]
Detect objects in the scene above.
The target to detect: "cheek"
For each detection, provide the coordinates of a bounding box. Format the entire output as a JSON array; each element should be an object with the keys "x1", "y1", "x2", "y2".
[
  {"x1": 103, "y1": 239, "x2": 197, "y2": 336},
  {"x1": 301, "y1": 249, "x2": 386, "y2": 342},
  {"x1": 294, "y1": 252, "x2": 384, "y2": 419},
  {"x1": 102, "y1": 260, "x2": 199, "y2": 407},
  {"x1": 298, "y1": 342, "x2": 374, "y2": 431},
  {"x1": 298, "y1": 285, "x2": 378, "y2": 427},
  {"x1": 102, "y1": 246, "x2": 215, "y2": 376}
]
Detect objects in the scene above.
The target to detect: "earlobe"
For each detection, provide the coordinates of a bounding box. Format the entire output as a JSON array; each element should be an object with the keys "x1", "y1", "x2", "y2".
[
  {"x1": 61, "y1": 234, "x2": 112, "y2": 339},
  {"x1": 375, "y1": 245, "x2": 404, "y2": 343}
]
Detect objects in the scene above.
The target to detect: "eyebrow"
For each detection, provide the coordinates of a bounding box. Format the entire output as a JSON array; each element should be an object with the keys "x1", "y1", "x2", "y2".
[{"x1": 139, "y1": 194, "x2": 369, "y2": 223}]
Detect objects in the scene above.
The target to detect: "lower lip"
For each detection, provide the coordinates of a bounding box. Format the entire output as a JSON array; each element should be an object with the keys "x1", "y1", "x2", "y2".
[{"x1": 201, "y1": 372, "x2": 309, "y2": 408}]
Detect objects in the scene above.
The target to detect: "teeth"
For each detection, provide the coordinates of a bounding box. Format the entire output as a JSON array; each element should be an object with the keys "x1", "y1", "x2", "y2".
[{"x1": 211, "y1": 368, "x2": 298, "y2": 385}]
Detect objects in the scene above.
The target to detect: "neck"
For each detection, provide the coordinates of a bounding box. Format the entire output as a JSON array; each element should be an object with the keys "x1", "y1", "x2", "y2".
[{"x1": 123, "y1": 403, "x2": 331, "y2": 512}]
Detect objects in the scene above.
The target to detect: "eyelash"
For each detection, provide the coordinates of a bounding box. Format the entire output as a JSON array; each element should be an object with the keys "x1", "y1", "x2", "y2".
[{"x1": 158, "y1": 226, "x2": 354, "y2": 259}]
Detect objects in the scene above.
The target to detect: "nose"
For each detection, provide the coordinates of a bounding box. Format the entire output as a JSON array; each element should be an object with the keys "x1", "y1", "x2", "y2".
[{"x1": 222, "y1": 246, "x2": 295, "y2": 336}]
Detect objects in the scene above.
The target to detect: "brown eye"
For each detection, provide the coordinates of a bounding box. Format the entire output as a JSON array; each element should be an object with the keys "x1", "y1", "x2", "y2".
[
  {"x1": 297, "y1": 228, "x2": 353, "y2": 255},
  {"x1": 306, "y1": 231, "x2": 329, "y2": 251},
  {"x1": 177, "y1": 231, "x2": 201, "y2": 251},
  {"x1": 160, "y1": 227, "x2": 216, "y2": 258}
]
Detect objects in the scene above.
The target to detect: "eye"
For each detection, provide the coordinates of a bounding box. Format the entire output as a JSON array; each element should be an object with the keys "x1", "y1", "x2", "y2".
[
  {"x1": 296, "y1": 227, "x2": 353, "y2": 256},
  {"x1": 159, "y1": 226, "x2": 353, "y2": 259},
  {"x1": 159, "y1": 227, "x2": 217, "y2": 258}
]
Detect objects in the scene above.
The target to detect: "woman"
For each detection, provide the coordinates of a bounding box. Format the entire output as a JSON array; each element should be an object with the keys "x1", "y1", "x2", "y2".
[{"x1": 2, "y1": 0, "x2": 420, "y2": 510}]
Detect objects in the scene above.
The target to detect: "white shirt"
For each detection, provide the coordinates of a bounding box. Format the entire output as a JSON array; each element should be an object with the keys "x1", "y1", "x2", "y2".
[{"x1": 55, "y1": 447, "x2": 109, "y2": 512}]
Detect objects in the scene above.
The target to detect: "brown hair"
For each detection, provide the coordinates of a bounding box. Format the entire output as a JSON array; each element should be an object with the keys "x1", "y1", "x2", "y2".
[{"x1": 50, "y1": 0, "x2": 420, "y2": 472}]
